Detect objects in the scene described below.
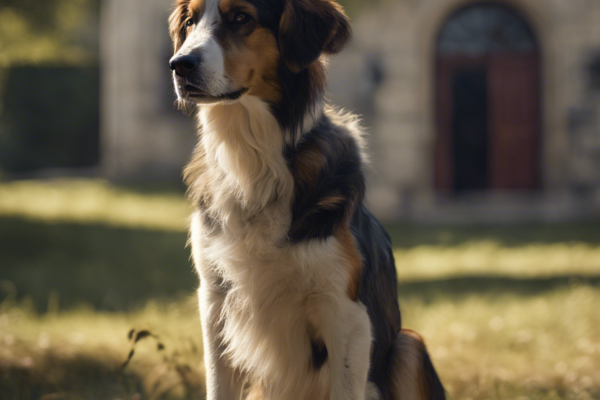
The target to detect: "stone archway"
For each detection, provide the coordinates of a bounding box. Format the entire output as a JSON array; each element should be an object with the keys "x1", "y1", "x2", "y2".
[{"x1": 433, "y1": 3, "x2": 541, "y2": 194}]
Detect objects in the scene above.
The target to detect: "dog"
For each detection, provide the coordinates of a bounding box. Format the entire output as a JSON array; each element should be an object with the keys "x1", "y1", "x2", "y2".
[{"x1": 167, "y1": 0, "x2": 446, "y2": 399}]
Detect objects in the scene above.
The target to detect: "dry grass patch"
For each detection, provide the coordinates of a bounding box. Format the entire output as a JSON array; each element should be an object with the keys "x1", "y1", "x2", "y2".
[
  {"x1": 400, "y1": 285, "x2": 600, "y2": 400},
  {"x1": 394, "y1": 242, "x2": 600, "y2": 280},
  {"x1": 2, "y1": 285, "x2": 599, "y2": 400},
  {"x1": 0, "y1": 299, "x2": 205, "y2": 400},
  {"x1": 0, "y1": 179, "x2": 190, "y2": 231},
  {"x1": 1, "y1": 179, "x2": 599, "y2": 399}
]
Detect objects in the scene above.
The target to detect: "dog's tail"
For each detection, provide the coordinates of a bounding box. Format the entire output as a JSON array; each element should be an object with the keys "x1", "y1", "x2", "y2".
[{"x1": 388, "y1": 329, "x2": 446, "y2": 400}]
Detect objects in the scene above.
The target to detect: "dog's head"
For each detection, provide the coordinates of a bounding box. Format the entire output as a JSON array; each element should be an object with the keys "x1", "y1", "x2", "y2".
[{"x1": 168, "y1": 0, "x2": 351, "y2": 106}]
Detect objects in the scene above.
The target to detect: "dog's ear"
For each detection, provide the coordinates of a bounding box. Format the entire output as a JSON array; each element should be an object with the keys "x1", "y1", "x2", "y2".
[
  {"x1": 169, "y1": 0, "x2": 189, "y2": 51},
  {"x1": 279, "y1": 0, "x2": 352, "y2": 73}
]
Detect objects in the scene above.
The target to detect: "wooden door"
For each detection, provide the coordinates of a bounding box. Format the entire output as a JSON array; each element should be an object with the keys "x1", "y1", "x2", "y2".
[
  {"x1": 434, "y1": 54, "x2": 540, "y2": 193},
  {"x1": 434, "y1": 4, "x2": 540, "y2": 194},
  {"x1": 488, "y1": 55, "x2": 540, "y2": 189},
  {"x1": 435, "y1": 56, "x2": 487, "y2": 193}
]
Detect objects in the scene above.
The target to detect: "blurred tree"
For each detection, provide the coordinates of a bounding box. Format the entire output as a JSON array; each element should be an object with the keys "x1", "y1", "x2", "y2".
[
  {"x1": 0, "y1": 0, "x2": 101, "y2": 173},
  {"x1": 0, "y1": 67, "x2": 100, "y2": 172},
  {"x1": 0, "y1": 0, "x2": 100, "y2": 67}
]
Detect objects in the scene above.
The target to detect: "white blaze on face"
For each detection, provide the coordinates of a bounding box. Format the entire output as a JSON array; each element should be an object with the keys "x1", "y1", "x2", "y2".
[{"x1": 173, "y1": 0, "x2": 232, "y2": 96}]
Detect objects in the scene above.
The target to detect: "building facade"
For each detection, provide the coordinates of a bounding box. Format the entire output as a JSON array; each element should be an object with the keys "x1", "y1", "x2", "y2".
[
  {"x1": 344, "y1": 0, "x2": 600, "y2": 222},
  {"x1": 100, "y1": 0, "x2": 196, "y2": 180},
  {"x1": 101, "y1": 0, "x2": 600, "y2": 222}
]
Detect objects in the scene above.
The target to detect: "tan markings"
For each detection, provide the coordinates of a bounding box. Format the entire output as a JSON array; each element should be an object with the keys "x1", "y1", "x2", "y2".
[
  {"x1": 218, "y1": 0, "x2": 237, "y2": 15},
  {"x1": 400, "y1": 329, "x2": 426, "y2": 346},
  {"x1": 218, "y1": 0, "x2": 234, "y2": 14},
  {"x1": 219, "y1": 0, "x2": 235, "y2": 14},
  {"x1": 292, "y1": 134, "x2": 352, "y2": 196},
  {"x1": 222, "y1": 23, "x2": 281, "y2": 103},
  {"x1": 392, "y1": 331, "x2": 427, "y2": 400},
  {"x1": 189, "y1": 0, "x2": 205, "y2": 16},
  {"x1": 336, "y1": 226, "x2": 362, "y2": 301},
  {"x1": 292, "y1": 142, "x2": 327, "y2": 188},
  {"x1": 315, "y1": 195, "x2": 346, "y2": 210},
  {"x1": 169, "y1": 0, "x2": 207, "y2": 51},
  {"x1": 398, "y1": 329, "x2": 441, "y2": 400},
  {"x1": 169, "y1": 0, "x2": 190, "y2": 51}
]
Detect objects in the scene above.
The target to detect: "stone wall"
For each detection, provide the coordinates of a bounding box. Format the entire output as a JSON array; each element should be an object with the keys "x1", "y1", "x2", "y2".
[
  {"x1": 100, "y1": 0, "x2": 196, "y2": 180},
  {"x1": 337, "y1": 0, "x2": 600, "y2": 220}
]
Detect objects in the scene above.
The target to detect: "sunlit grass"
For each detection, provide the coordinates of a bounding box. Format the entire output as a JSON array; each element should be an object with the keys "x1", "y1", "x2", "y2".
[
  {"x1": 0, "y1": 0, "x2": 98, "y2": 67},
  {"x1": 1, "y1": 179, "x2": 599, "y2": 399},
  {"x1": 0, "y1": 299, "x2": 205, "y2": 399},
  {"x1": 402, "y1": 285, "x2": 600, "y2": 400},
  {"x1": 2, "y1": 179, "x2": 600, "y2": 281},
  {"x1": 2, "y1": 285, "x2": 599, "y2": 400},
  {"x1": 394, "y1": 241, "x2": 600, "y2": 280},
  {"x1": 0, "y1": 179, "x2": 190, "y2": 231}
]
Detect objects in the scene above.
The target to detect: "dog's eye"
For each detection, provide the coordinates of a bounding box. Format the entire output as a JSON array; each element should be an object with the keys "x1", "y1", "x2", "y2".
[
  {"x1": 186, "y1": 19, "x2": 194, "y2": 27},
  {"x1": 233, "y1": 13, "x2": 248, "y2": 23}
]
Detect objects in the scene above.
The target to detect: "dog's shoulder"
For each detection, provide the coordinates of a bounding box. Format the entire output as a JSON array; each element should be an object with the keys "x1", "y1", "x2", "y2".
[{"x1": 287, "y1": 108, "x2": 366, "y2": 242}]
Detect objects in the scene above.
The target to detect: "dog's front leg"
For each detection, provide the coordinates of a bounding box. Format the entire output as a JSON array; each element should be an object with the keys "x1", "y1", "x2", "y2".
[
  {"x1": 314, "y1": 299, "x2": 372, "y2": 400},
  {"x1": 199, "y1": 284, "x2": 245, "y2": 400}
]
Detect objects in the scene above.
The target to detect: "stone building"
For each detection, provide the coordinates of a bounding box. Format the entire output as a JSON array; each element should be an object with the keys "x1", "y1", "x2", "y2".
[
  {"x1": 101, "y1": 0, "x2": 600, "y2": 222},
  {"x1": 100, "y1": 0, "x2": 196, "y2": 180}
]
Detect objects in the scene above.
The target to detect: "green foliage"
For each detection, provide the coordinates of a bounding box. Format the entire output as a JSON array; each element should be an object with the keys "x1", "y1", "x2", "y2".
[
  {"x1": 0, "y1": 67, "x2": 100, "y2": 172},
  {"x1": 0, "y1": 0, "x2": 99, "y2": 67},
  {"x1": 0, "y1": 217, "x2": 194, "y2": 311}
]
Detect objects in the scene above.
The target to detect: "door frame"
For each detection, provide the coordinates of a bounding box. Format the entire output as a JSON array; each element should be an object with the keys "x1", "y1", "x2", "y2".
[
  {"x1": 409, "y1": 0, "x2": 567, "y2": 194},
  {"x1": 429, "y1": 1, "x2": 545, "y2": 195}
]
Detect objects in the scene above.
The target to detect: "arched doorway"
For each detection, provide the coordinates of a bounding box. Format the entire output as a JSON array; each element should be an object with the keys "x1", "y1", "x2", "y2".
[{"x1": 434, "y1": 3, "x2": 541, "y2": 194}]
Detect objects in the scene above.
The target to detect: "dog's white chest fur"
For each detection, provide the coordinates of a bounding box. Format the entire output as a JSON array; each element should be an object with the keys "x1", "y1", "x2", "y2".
[
  {"x1": 190, "y1": 201, "x2": 356, "y2": 400},
  {"x1": 186, "y1": 97, "x2": 365, "y2": 399},
  {"x1": 191, "y1": 209, "x2": 353, "y2": 398}
]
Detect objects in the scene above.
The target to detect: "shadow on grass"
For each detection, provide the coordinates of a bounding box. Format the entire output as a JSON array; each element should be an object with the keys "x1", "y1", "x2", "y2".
[
  {"x1": 0, "y1": 348, "x2": 205, "y2": 400},
  {"x1": 2, "y1": 216, "x2": 600, "y2": 311},
  {"x1": 398, "y1": 274, "x2": 600, "y2": 300},
  {"x1": 0, "y1": 351, "x2": 143, "y2": 400},
  {"x1": 0, "y1": 217, "x2": 195, "y2": 312}
]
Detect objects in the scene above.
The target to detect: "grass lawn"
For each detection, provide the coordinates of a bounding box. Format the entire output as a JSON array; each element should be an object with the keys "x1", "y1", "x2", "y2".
[{"x1": 1, "y1": 179, "x2": 599, "y2": 400}]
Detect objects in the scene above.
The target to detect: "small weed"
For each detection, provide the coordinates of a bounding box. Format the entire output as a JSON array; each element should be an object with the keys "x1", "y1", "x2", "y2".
[{"x1": 121, "y1": 329, "x2": 204, "y2": 400}]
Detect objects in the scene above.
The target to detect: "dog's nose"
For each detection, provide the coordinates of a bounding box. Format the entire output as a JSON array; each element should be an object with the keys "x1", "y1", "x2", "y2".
[{"x1": 169, "y1": 54, "x2": 200, "y2": 77}]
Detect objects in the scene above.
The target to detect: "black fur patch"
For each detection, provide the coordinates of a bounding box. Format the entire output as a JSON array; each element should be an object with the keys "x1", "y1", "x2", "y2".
[
  {"x1": 246, "y1": 0, "x2": 347, "y2": 140},
  {"x1": 245, "y1": 0, "x2": 285, "y2": 32},
  {"x1": 287, "y1": 114, "x2": 365, "y2": 242},
  {"x1": 422, "y1": 350, "x2": 446, "y2": 400},
  {"x1": 311, "y1": 338, "x2": 328, "y2": 369},
  {"x1": 278, "y1": 0, "x2": 351, "y2": 73},
  {"x1": 350, "y1": 206, "x2": 402, "y2": 394},
  {"x1": 273, "y1": 63, "x2": 325, "y2": 141}
]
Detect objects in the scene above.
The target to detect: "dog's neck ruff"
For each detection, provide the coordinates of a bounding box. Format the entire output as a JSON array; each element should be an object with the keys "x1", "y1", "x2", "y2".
[{"x1": 187, "y1": 95, "x2": 323, "y2": 235}]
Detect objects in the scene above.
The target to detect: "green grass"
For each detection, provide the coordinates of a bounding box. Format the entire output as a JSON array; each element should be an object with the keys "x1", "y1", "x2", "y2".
[{"x1": 1, "y1": 179, "x2": 599, "y2": 400}]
